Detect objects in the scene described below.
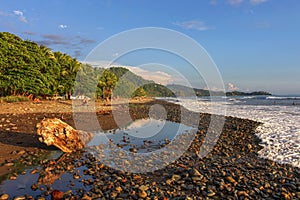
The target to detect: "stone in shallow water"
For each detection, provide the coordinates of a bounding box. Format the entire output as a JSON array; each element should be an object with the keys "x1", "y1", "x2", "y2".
[
  {"x1": 0, "y1": 194, "x2": 9, "y2": 200},
  {"x1": 51, "y1": 190, "x2": 64, "y2": 200}
]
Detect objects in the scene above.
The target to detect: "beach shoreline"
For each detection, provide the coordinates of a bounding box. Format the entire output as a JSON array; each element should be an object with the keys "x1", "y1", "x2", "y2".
[
  {"x1": 0, "y1": 99, "x2": 299, "y2": 199},
  {"x1": 0, "y1": 98, "x2": 153, "y2": 175}
]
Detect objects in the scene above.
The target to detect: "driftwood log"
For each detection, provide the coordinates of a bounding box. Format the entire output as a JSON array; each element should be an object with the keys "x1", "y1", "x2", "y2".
[{"x1": 36, "y1": 118, "x2": 94, "y2": 153}]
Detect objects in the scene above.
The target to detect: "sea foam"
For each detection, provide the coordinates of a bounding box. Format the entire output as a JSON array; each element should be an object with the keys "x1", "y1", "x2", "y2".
[{"x1": 164, "y1": 98, "x2": 300, "y2": 168}]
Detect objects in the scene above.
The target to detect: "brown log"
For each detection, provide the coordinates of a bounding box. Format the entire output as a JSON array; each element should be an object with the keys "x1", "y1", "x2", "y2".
[{"x1": 36, "y1": 118, "x2": 93, "y2": 153}]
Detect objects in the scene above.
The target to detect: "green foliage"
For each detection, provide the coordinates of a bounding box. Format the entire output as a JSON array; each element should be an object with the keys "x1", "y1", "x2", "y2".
[
  {"x1": 54, "y1": 51, "x2": 82, "y2": 99},
  {"x1": 97, "y1": 69, "x2": 118, "y2": 100},
  {"x1": 74, "y1": 64, "x2": 102, "y2": 98},
  {"x1": 0, "y1": 95, "x2": 29, "y2": 103},
  {"x1": 0, "y1": 32, "x2": 192, "y2": 100},
  {"x1": 132, "y1": 87, "x2": 146, "y2": 97},
  {"x1": 142, "y1": 83, "x2": 175, "y2": 97},
  {"x1": 0, "y1": 32, "x2": 81, "y2": 99},
  {"x1": 108, "y1": 67, "x2": 174, "y2": 98}
]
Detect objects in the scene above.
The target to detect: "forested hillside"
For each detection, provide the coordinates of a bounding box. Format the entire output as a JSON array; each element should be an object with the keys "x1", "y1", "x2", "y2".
[{"x1": 0, "y1": 32, "x2": 174, "y2": 100}]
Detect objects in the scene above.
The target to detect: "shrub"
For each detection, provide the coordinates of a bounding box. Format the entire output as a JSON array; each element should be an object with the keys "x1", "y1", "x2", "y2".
[{"x1": 0, "y1": 96, "x2": 29, "y2": 103}]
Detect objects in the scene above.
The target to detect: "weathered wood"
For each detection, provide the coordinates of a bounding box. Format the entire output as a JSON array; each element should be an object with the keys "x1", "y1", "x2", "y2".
[{"x1": 36, "y1": 118, "x2": 93, "y2": 153}]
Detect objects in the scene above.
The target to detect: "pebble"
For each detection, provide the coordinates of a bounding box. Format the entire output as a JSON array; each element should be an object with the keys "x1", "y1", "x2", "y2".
[
  {"x1": 192, "y1": 177, "x2": 203, "y2": 182},
  {"x1": 0, "y1": 194, "x2": 9, "y2": 200},
  {"x1": 207, "y1": 191, "x2": 216, "y2": 197},
  {"x1": 166, "y1": 179, "x2": 173, "y2": 185},
  {"x1": 13, "y1": 197, "x2": 25, "y2": 200},
  {"x1": 115, "y1": 186, "x2": 122, "y2": 193},
  {"x1": 73, "y1": 174, "x2": 80, "y2": 179},
  {"x1": 0, "y1": 100, "x2": 299, "y2": 199},
  {"x1": 226, "y1": 176, "x2": 237, "y2": 184},
  {"x1": 9, "y1": 176, "x2": 17, "y2": 180},
  {"x1": 30, "y1": 168, "x2": 39, "y2": 174},
  {"x1": 171, "y1": 174, "x2": 181, "y2": 181},
  {"x1": 139, "y1": 185, "x2": 149, "y2": 191},
  {"x1": 138, "y1": 190, "x2": 147, "y2": 198},
  {"x1": 237, "y1": 191, "x2": 249, "y2": 197},
  {"x1": 129, "y1": 147, "x2": 137, "y2": 153},
  {"x1": 51, "y1": 190, "x2": 64, "y2": 200},
  {"x1": 17, "y1": 150, "x2": 26, "y2": 155},
  {"x1": 110, "y1": 192, "x2": 118, "y2": 198},
  {"x1": 31, "y1": 183, "x2": 38, "y2": 191},
  {"x1": 4, "y1": 162, "x2": 14, "y2": 167},
  {"x1": 81, "y1": 194, "x2": 92, "y2": 200}
]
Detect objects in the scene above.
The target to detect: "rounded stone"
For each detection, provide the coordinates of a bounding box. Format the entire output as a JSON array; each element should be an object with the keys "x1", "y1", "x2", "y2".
[
  {"x1": 138, "y1": 190, "x2": 147, "y2": 198},
  {"x1": 0, "y1": 194, "x2": 9, "y2": 200}
]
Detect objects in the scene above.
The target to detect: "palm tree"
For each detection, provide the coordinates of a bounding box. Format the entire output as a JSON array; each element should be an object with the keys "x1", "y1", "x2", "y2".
[
  {"x1": 54, "y1": 52, "x2": 82, "y2": 99},
  {"x1": 40, "y1": 45, "x2": 55, "y2": 60},
  {"x1": 98, "y1": 70, "x2": 118, "y2": 101}
]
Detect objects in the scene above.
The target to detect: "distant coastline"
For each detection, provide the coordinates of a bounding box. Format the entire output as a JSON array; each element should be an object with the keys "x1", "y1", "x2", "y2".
[{"x1": 166, "y1": 84, "x2": 271, "y2": 97}]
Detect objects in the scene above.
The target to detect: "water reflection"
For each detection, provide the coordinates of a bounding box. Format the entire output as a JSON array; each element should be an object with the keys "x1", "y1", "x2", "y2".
[
  {"x1": 89, "y1": 118, "x2": 195, "y2": 153},
  {"x1": 0, "y1": 118, "x2": 195, "y2": 197}
]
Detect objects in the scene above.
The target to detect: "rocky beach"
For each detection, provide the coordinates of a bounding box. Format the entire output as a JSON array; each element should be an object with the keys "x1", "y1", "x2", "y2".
[{"x1": 0, "y1": 99, "x2": 299, "y2": 199}]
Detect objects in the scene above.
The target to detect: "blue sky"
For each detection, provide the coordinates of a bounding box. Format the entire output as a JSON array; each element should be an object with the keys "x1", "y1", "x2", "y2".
[{"x1": 0, "y1": 0, "x2": 299, "y2": 94}]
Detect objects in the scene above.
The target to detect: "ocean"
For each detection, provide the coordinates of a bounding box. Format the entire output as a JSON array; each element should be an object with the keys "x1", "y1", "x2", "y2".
[{"x1": 160, "y1": 95, "x2": 300, "y2": 168}]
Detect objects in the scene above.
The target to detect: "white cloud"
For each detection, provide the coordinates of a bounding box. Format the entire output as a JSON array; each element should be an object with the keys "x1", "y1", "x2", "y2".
[
  {"x1": 174, "y1": 20, "x2": 214, "y2": 31},
  {"x1": 123, "y1": 66, "x2": 174, "y2": 85},
  {"x1": 13, "y1": 10, "x2": 23, "y2": 16},
  {"x1": 203, "y1": 86, "x2": 224, "y2": 92},
  {"x1": 13, "y1": 10, "x2": 27, "y2": 23},
  {"x1": 250, "y1": 0, "x2": 268, "y2": 5},
  {"x1": 204, "y1": 83, "x2": 238, "y2": 92},
  {"x1": 19, "y1": 16, "x2": 27, "y2": 23},
  {"x1": 227, "y1": 83, "x2": 240, "y2": 91},
  {"x1": 59, "y1": 24, "x2": 67, "y2": 29},
  {"x1": 82, "y1": 61, "x2": 175, "y2": 85},
  {"x1": 227, "y1": 0, "x2": 243, "y2": 6}
]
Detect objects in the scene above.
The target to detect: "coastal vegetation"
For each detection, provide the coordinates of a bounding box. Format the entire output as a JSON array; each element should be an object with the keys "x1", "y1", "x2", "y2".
[
  {"x1": 0, "y1": 32, "x2": 79, "y2": 99},
  {"x1": 0, "y1": 32, "x2": 270, "y2": 102},
  {"x1": 0, "y1": 32, "x2": 173, "y2": 100}
]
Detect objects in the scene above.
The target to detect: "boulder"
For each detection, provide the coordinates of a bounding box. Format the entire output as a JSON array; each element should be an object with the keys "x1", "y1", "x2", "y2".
[{"x1": 36, "y1": 118, "x2": 93, "y2": 153}]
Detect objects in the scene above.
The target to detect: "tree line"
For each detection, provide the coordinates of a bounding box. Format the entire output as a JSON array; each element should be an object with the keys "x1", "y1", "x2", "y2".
[{"x1": 0, "y1": 32, "x2": 174, "y2": 100}]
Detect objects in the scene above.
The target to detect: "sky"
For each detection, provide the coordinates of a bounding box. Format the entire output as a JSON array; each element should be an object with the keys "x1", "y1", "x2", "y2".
[{"x1": 0, "y1": 0, "x2": 299, "y2": 95}]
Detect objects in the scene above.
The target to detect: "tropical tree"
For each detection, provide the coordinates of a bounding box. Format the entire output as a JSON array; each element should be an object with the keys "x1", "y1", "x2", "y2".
[
  {"x1": 132, "y1": 87, "x2": 146, "y2": 97},
  {"x1": 97, "y1": 69, "x2": 118, "y2": 100},
  {"x1": 54, "y1": 52, "x2": 82, "y2": 99},
  {"x1": 0, "y1": 32, "x2": 176, "y2": 100},
  {"x1": 0, "y1": 32, "x2": 61, "y2": 97},
  {"x1": 0, "y1": 32, "x2": 82, "y2": 98}
]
